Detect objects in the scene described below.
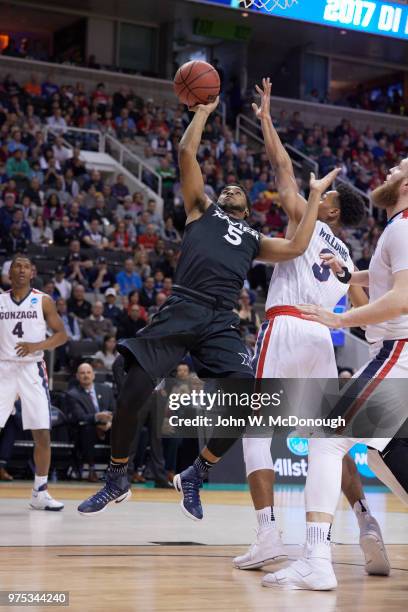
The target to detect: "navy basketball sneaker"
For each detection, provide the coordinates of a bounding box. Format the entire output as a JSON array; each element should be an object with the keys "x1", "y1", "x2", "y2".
[
  {"x1": 78, "y1": 469, "x2": 131, "y2": 516},
  {"x1": 173, "y1": 465, "x2": 203, "y2": 521}
]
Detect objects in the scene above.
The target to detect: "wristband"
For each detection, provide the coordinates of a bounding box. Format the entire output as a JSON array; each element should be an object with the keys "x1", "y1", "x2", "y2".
[{"x1": 336, "y1": 267, "x2": 352, "y2": 284}]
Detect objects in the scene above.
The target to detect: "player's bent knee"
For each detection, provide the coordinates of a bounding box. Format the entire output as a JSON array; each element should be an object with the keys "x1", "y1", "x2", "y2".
[{"x1": 243, "y1": 436, "x2": 273, "y2": 476}]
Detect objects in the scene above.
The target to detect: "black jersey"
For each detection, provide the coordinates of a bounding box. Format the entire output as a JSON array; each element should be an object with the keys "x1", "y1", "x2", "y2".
[{"x1": 174, "y1": 203, "x2": 261, "y2": 308}]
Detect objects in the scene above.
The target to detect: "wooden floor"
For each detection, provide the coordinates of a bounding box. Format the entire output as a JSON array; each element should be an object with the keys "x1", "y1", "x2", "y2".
[{"x1": 1, "y1": 483, "x2": 407, "y2": 611}]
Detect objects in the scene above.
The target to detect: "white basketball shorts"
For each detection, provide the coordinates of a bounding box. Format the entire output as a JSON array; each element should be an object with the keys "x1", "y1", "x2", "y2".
[{"x1": 0, "y1": 360, "x2": 51, "y2": 430}]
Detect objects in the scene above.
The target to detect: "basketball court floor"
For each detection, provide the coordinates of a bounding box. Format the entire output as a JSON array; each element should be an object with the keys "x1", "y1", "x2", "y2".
[{"x1": 0, "y1": 483, "x2": 407, "y2": 611}]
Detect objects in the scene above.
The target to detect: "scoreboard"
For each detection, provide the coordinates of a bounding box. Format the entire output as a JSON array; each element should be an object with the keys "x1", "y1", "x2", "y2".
[{"x1": 190, "y1": 0, "x2": 408, "y2": 41}]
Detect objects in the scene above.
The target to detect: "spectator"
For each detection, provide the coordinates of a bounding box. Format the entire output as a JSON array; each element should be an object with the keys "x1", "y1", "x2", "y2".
[
  {"x1": 138, "y1": 223, "x2": 159, "y2": 250},
  {"x1": 126, "y1": 289, "x2": 147, "y2": 321},
  {"x1": 81, "y1": 219, "x2": 109, "y2": 250},
  {"x1": 53, "y1": 265, "x2": 72, "y2": 300},
  {"x1": 54, "y1": 215, "x2": 76, "y2": 246},
  {"x1": 43, "y1": 193, "x2": 64, "y2": 222},
  {"x1": 237, "y1": 289, "x2": 261, "y2": 335},
  {"x1": 46, "y1": 107, "x2": 67, "y2": 134},
  {"x1": 116, "y1": 257, "x2": 142, "y2": 296},
  {"x1": 87, "y1": 257, "x2": 115, "y2": 294},
  {"x1": 1, "y1": 224, "x2": 27, "y2": 255},
  {"x1": 111, "y1": 173, "x2": 129, "y2": 203},
  {"x1": 56, "y1": 297, "x2": 81, "y2": 341},
  {"x1": 67, "y1": 284, "x2": 92, "y2": 321},
  {"x1": 93, "y1": 335, "x2": 119, "y2": 371},
  {"x1": 139, "y1": 276, "x2": 157, "y2": 308},
  {"x1": 6, "y1": 149, "x2": 31, "y2": 182},
  {"x1": 318, "y1": 146, "x2": 337, "y2": 175},
  {"x1": 109, "y1": 219, "x2": 134, "y2": 252},
  {"x1": 31, "y1": 214, "x2": 53, "y2": 246},
  {"x1": 356, "y1": 246, "x2": 371, "y2": 270},
  {"x1": 0, "y1": 193, "x2": 18, "y2": 232},
  {"x1": 163, "y1": 216, "x2": 181, "y2": 243},
  {"x1": 66, "y1": 363, "x2": 115, "y2": 482},
  {"x1": 103, "y1": 288, "x2": 122, "y2": 327},
  {"x1": 117, "y1": 304, "x2": 146, "y2": 338},
  {"x1": 148, "y1": 291, "x2": 167, "y2": 319},
  {"x1": 82, "y1": 301, "x2": 115, "y2": 343}
]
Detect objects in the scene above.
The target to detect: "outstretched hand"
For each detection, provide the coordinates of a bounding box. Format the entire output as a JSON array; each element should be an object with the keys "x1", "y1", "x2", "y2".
[
  {"x1": 310, "y1": 167, "x2": 341, "y2": 193},
  {"x1": 252, "y1": 77, "x2": 272, "y2": 120},
  {"x1": 188, "y1": 96, "x2": 219, "y2": 115},
  {"x1": 298, "y1": 304, "x2": 343, "y2": 329}
]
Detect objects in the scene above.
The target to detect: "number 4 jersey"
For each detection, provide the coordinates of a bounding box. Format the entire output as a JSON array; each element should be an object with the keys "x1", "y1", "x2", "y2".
[
  {"x1": 266, "y1": 220, "x2": 354, "y2": 311},
  {"x1": 0, "y1": 289, "x2": 47, "y2": 361}
]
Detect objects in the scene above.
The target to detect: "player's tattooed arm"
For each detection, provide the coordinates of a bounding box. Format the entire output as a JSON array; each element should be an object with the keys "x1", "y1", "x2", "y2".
[
  {"x1": 253, "y1": 77, "x2": 306, "y2": 227},
  {"x1": 178, "y1": 97, "x2": 219, "y2": 221},
  {"x1": 258, "y1": 168, "x2": 340, "y2": 263}
]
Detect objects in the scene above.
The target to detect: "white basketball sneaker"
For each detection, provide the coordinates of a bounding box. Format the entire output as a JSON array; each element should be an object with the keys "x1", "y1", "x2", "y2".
[
  {"x1": 359, "y1": 514, "x2": 390, "y2": 576},
  {"x1": 262, "y1": 543, "x2": 337, "y2": 591},
  {"x1": 233, "y1": 527, "x2": 287, "y2": 570},
  {"x1": 30, "y1": 487, "x2": 64, "y2": 511}
]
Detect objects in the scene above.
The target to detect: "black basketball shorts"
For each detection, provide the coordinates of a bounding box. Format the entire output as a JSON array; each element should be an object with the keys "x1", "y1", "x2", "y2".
[{"x1": 117, "y1": 295, "x2": 254, "y2": 382}]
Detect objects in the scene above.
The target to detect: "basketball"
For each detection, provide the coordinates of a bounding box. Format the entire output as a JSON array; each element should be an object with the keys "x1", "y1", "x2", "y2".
[{"x1": 173, "y1": 60, "x2": 220, "y2": 107}]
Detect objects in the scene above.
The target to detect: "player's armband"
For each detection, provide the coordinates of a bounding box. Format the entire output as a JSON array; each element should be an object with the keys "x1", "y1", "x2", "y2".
[{"x1": 336, "y1": 267, "x2": 352, "y2": 284}]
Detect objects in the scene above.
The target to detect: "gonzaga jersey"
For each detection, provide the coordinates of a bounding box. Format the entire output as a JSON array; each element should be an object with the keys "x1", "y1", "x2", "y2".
[
  {"x1": 175, "y1": 203, "x2": 260, "y2": 308},
  {"x1": 266, "y1": 221, "x2": 353, "y2": 311},
  {"x1": 366, "y1": 210, "x2": 408, "y2": 343},
  {"x1": 0, "y1": 289, "x2": 47, "y2": 362}
]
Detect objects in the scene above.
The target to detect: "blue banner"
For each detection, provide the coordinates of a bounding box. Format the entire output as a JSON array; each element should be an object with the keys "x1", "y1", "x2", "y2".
[{"x1": 191, "y1": 0, "x2": 408, "y2": 41}]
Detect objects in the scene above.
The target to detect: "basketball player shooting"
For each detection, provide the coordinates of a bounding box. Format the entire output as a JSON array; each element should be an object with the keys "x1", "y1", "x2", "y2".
[
  {"x1": 234, "y1": 78, "x2": 390, "y2": 578},
  {"x1": 0, "y1": 255, "x2": 67, "y2": 511},
  {"x1": 263, "y1": 160, "x2": 408, "y2": 590},
  {"x1": 77, "y1": 95, "x2": 340, "y2": 517}
]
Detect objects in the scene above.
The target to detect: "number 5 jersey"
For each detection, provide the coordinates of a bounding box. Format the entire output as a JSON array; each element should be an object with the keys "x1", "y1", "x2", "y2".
[{"x1": 0, "y1": 289, "x2": 47, "y2": 361}]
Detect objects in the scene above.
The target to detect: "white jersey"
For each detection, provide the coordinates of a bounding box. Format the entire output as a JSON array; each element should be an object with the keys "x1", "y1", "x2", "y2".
[
  {"x1": 266, "y1": 220, "x2": 354, "y2": 311},
  {"x1": 366, "y1": 210, "x2": 408, "y2": 343},
  {"x1": 0, "y1": 289, "x2": 47, "y2": 362}
]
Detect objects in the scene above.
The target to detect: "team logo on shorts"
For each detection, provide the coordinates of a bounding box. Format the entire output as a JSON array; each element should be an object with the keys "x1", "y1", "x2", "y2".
[
  {"x1": 30, "y1": 297, "x2": 39, "y2": 306},
  {"x1": 286, "y1": 436, "x2": 309, "y2": 456},
  {"x1": 238, "y1": 352, "x2": 252, "y2": 367}
]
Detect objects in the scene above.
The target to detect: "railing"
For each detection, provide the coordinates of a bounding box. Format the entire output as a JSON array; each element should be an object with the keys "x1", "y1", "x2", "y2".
[
  {"x1": 43, "y1": 126, "x2": 162, "y2": 199},
  {"x1": 104, "y1": 134, "x2": 162, "y2": 198},
  {"x1": 235, "y1": 113, "x2": 263, "y2": 145},
  {"x1": 44, "y1": 125, "x2": 103, "y2": 152}
]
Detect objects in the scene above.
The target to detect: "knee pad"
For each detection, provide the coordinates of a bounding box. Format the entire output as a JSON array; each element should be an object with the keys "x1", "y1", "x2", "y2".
[
  {"x1": 242, "y1": 436, "x2": 273, "y2": 476},
  {"x1": 368, "y1": 439, "x2": 408, "y2": 506}
]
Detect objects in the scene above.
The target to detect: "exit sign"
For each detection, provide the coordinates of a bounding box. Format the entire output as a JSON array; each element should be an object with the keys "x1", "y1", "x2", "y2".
[{"x1": 193, "y1": 18, "x2": 252, "y2": 41}]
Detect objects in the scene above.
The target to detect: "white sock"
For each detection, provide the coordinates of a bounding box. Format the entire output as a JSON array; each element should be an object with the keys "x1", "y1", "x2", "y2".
[
  {"x1": 34, "y1": 474, "x2": 48, "y2": 491},
  {"x1": 306, "y1": 522, "x2": 332, "y2": 547},
  {"x1": 256, "y1": 506, "x2": 275, "y2": 530}
]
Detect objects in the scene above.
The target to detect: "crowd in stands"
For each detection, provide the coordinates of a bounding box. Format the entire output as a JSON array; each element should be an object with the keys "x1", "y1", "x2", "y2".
[
  {"x1": 0, "y1": 66, "x2": 399, "y2": 483},
  {"x1": 304, "y1": 84, "x2": 406, "y2": 116}
]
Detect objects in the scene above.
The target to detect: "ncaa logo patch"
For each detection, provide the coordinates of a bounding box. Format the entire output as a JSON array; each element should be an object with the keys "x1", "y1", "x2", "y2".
[
  {"x1": 30, "y1": 297, "x2": 39, "y2": 306},
  {"x1": 286, "y1": 436, "x2": 309, "y2": 457}
]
